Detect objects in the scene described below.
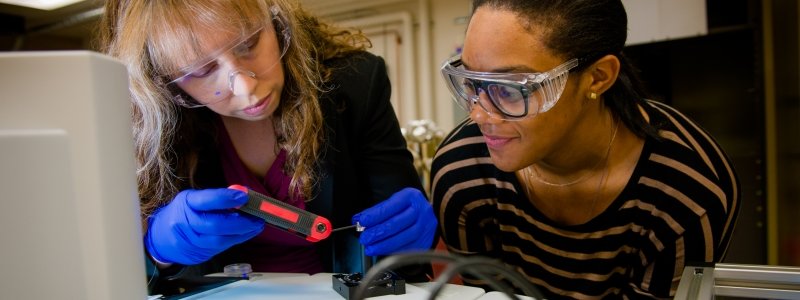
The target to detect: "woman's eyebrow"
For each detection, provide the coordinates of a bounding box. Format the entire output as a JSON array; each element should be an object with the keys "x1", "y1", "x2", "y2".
[{"x1": 461, "y1": 61, "x2": 539, "y2": 73}]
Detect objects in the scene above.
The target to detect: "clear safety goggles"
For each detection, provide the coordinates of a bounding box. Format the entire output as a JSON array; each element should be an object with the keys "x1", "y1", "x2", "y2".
[
  {"x1": 440, "y1": 55, "x2": 579, "y2": 121},
  {"x1": 167, "y1": 6, "x2": 291, "y2": 108}
]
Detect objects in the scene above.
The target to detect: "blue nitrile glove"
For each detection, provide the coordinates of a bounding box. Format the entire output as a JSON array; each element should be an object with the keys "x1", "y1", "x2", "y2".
[
  {"x1": 352, "y1": 188, "x2": 437, "y2": 256},
  {"x1": 144, "y1": 188, "x2": 265, "y2": 265}
]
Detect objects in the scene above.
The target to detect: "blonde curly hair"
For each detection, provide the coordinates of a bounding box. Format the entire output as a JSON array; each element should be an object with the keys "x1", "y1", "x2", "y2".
[{"x1": 97, "y1": 0, "x2": 370, "y2": 217}]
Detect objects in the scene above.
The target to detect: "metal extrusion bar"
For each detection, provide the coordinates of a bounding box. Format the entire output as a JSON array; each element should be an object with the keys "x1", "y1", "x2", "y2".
[
  {"x1": 714, "y1": 263, "x2": 800, "y2": 299},
  {"x1": 675, "y1": 266, "x2": 714, "y2": 300},
  {"x1": 675, "y1": 263, "x2": 800, "y2": 299}
]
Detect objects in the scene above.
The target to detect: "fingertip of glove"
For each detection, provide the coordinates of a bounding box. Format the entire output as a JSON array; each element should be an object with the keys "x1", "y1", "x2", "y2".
[
  {"x1": 228, "y1": 189, "x2": 249, "y2": 204},
  {"x1": 351, "y1": 214, "x2": 362, "y2": 225},
  {"x1": 400, "y1": 187, "x2": 423, "y2": 197}
]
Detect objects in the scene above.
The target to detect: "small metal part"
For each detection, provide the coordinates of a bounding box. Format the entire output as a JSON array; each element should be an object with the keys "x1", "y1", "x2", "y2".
[
  {"x1": 332, "y1": 222, "x2": 366, "y2": 233},
  {"x1": 355, "y1": 222, "x2": 365, "y2": 232},
  {"x1": 316, "y1": 222, "x2": 327, "y2": 233}
]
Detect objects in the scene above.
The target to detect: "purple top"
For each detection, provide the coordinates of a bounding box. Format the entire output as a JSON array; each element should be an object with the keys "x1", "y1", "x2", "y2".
[{"x1": 219, "y1": 127, "x2": 323, "y2": 274}]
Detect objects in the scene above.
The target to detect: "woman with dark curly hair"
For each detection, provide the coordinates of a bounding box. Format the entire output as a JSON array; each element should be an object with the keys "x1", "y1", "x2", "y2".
[{"x1": 432, "y1": 0, "x2": 740, "y2": 298}]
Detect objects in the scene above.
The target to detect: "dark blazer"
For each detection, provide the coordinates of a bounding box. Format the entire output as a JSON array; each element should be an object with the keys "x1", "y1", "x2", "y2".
[
  {"x1": 148, "y1": 52, "x2": 431, "y2": 295},
  {"x1": 306, "y1": 52, "x2": 429, "y2": 276}
]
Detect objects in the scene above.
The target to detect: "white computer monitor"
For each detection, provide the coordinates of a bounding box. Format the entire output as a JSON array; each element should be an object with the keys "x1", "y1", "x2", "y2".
[{"x1": 0, "y1": 51, "x2": 146, "y2": 299}]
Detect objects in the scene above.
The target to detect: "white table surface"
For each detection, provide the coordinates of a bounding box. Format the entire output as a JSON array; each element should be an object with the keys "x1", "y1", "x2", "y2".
[{"x1": 180, "y1": 272, "x2": 488, "y2": 300}]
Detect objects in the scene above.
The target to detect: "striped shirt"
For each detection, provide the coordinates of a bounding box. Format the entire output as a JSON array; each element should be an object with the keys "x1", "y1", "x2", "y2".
[{"x1": 430, "y1": 100, "x2": 740, "y2": 299}]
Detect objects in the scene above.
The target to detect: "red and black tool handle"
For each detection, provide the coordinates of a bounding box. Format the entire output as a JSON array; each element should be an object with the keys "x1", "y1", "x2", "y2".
[{"x1": 228, "y1": 184, "x2": 332, "y2": 242}]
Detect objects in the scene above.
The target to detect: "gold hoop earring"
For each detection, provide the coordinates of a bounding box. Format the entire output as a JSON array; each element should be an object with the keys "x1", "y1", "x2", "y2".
[{"x1": 589, "y1": 92, "x2": 598, "y2": 100}]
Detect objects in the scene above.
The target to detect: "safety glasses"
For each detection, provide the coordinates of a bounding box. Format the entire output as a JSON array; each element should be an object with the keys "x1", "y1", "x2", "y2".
[
  {"x1": 440, "y1": 55, "x2": 579, "y2": 121},
  {"x1": 167, "y1": 5, "x2": 291, "y2": 108}
]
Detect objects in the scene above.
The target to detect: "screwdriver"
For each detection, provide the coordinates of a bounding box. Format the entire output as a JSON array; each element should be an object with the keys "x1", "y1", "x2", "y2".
[{"x1": 229, "y1": 184, "x2": 332, "y2": 242}]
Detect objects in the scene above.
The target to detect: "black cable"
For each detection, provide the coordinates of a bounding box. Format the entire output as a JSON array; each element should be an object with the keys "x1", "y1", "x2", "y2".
[
  {"x1": 466, "y1": 259, "x2": 545, "y2": 299},
  {"x1": 427, "y1": 259, "x2": 519, "y2": 300},
  {"x1": 351, "y1": 251, "x2": 545, "y2": 300},
  {"x1": 428, "y1": 255, "x2": 544, "y2": 300}
]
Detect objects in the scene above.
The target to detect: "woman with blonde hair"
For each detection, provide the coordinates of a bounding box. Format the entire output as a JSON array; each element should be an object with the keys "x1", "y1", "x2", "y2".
[{"x1": 98, "y1": 0, "x2": 436, "y2": 294}]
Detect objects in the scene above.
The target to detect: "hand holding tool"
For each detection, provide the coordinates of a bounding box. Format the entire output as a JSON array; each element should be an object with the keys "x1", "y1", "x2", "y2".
[{"x1": 144, "y1": 188, "x2": 265, "y2": 265}]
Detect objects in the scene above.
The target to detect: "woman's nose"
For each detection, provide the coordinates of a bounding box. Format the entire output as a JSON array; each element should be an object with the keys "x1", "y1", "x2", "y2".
[
  {"x1": 469, "y1": 96, "x2": 504, "y2": 124},
  {"x1": 229, "y1": 69, "x2": 257, "y2": 97}
]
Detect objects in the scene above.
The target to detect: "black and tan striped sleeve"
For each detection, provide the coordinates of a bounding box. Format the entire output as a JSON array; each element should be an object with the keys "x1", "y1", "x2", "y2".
[{"x1": 627, "y1": 101, "x2": 741, "y2": 296}]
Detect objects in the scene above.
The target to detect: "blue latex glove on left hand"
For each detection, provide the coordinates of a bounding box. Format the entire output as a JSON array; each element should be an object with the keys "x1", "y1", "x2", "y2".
[
  {"x1": 352, "y1": 188, "x2": 437, "y2": 256},
  {"x1": 144, "y1": 188, "x2": 265, "y2": 265}
]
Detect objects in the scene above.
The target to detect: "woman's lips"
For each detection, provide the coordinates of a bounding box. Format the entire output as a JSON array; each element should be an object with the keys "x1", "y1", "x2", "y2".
[
  {"x1": 243, "y1": 96, "x2": 269, "y2": 116},
  {"x1": 483, "y1": 134, "x2": 513, "y2": 149}
]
